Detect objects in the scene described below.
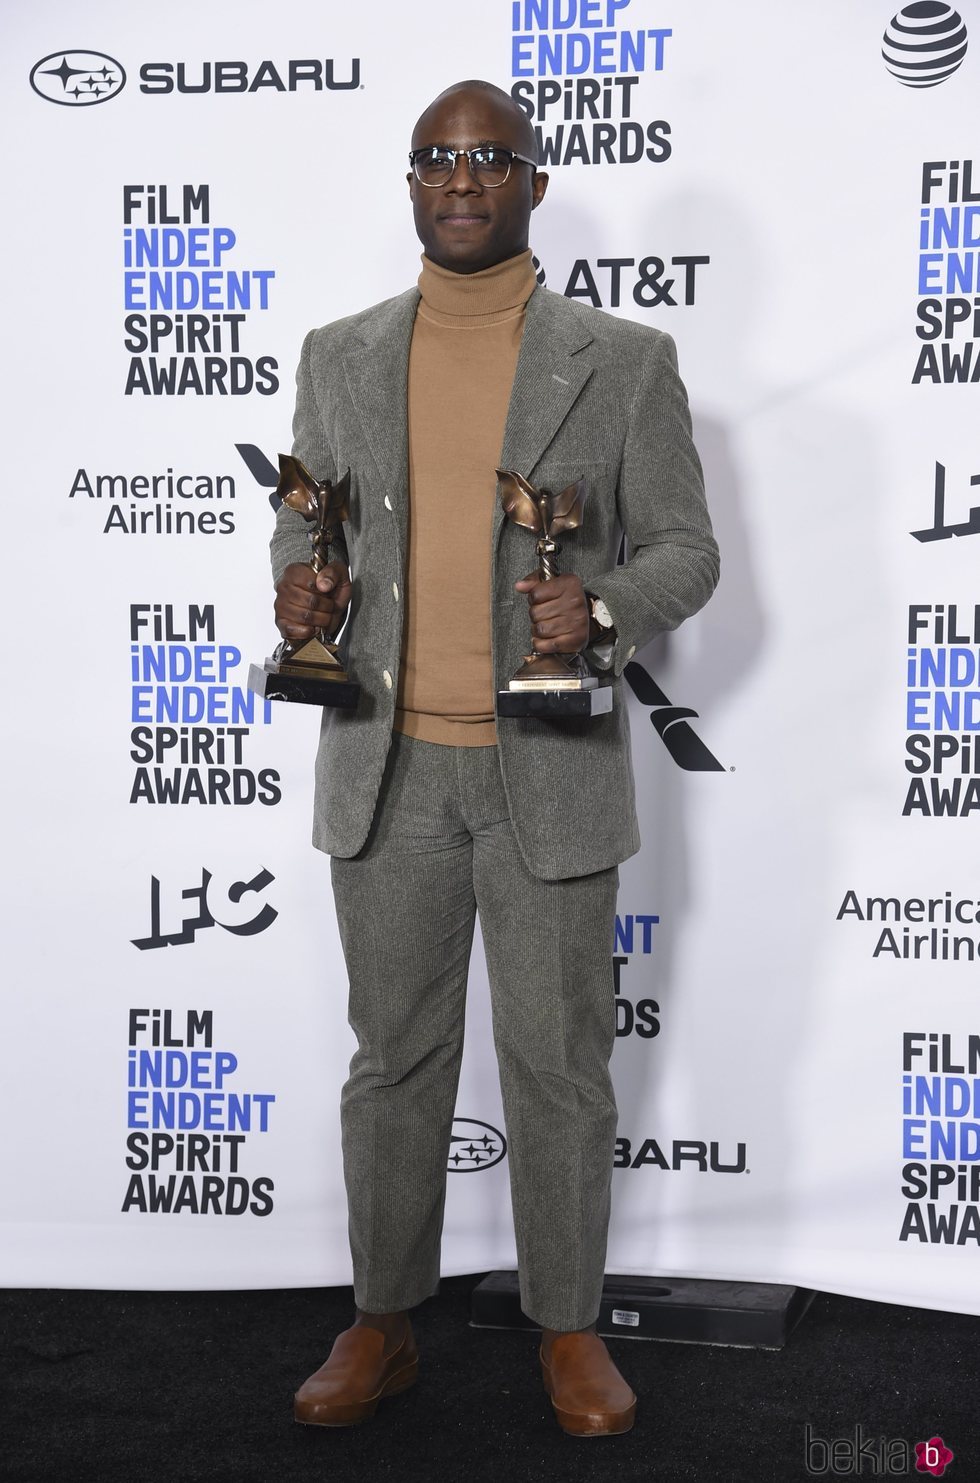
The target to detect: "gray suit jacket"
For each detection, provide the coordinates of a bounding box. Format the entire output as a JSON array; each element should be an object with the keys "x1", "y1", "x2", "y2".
[{"x1": 271, "y1": 283, "x2": 719, "y2": 880}]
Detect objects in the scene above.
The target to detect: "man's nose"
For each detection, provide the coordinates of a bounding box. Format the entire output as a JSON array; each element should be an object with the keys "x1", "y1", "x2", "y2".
[{"x1": 445, "y1": 153, "x2": 482, "y2": 192}]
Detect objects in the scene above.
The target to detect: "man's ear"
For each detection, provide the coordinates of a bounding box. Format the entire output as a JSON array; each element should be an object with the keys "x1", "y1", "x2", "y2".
[{"x1": 531, "y1": 171, "x2": 549, "y2": 209}]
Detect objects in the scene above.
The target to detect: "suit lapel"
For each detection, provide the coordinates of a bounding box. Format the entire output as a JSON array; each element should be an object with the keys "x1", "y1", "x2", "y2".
[
  {"x1": 341, "y1": 288, "x2": 419, "y2": 559},
  {"x1": 495, "y1": 287, "x2": 596, "y2": 548},
  {"x1": 339, "y1": 284, "x2": 595, "y2": 573}
]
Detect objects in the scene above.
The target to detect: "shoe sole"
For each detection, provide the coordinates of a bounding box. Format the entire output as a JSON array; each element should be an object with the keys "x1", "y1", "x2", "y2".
[
  {"x1": 549, "y1": 1400, "x2": 637, "y2": 1436},
  {"x1": 294, "y1": 1359, "x2": 419, "y2": 1427}
]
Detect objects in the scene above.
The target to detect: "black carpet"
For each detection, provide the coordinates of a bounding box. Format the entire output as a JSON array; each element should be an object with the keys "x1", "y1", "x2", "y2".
[{"x1": 3, "y1": 1277, "x2": 976, "y2": 1482}]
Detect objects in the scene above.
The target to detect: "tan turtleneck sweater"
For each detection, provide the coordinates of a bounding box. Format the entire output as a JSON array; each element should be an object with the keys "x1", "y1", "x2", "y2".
[{"x1": 394, "y1": 249, "x2": 538, "y2": 747}]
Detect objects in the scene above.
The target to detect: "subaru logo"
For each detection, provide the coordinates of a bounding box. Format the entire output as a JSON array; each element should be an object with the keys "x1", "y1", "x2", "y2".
[
  {"x1": 447, "y1": 1117, "x2": 507, "y2": 1173},
  {"x1": 30, "y1": 51, "x2": 126, "y2": 107}
]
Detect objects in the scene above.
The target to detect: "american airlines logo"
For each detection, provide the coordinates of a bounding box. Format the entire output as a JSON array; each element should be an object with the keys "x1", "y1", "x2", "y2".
[
  {"x1": 237, "y1": 443, "x2": 281, "y2": 510},
  {"x1": 624, "y1": 663, "x2": 724, "y2": 772}
]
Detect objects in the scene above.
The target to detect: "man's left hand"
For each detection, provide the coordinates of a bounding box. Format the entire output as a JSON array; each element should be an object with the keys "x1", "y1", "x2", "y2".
[{"x1": 514, "y1": 571, "x2": 590, "y2": 653}]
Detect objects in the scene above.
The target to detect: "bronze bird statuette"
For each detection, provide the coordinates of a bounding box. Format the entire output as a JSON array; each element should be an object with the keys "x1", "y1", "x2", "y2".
[
  {"x1": 496, "y1": 469, "x2": 596, "y2": 694},
  {"x1": 277, "y1": 453, "x2": 351, "y2": 578}
]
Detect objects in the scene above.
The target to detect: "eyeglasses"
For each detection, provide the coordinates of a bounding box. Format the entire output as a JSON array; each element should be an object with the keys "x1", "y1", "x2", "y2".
[{"x1": 409, "y1": 145, "x2": 537, "y2": 188}]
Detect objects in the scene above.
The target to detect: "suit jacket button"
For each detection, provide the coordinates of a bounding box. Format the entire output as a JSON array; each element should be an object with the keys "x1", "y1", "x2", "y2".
[
  {"x1": 384, "y1": 495, "x2": 393, "y2": 510},
  {"x1": 382, "y1": 669, "x2": 393, "y2": 689},
  {"x1": 392, "y1": 581, "x2": 399, "y2": 601}
]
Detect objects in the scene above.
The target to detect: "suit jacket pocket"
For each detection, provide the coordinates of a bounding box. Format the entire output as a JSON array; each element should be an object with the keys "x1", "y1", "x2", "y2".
[{"x1": 529, "y1": 457, "x2": 609, "y2": 487}]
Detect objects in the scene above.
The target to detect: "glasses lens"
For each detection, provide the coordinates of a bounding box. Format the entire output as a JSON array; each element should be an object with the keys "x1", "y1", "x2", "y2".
[
  {"x1": 471, "y1": 148, "x2": 512, "y2": 186},
  {"x1": 414, "y1": 148, "x2": 453, "y2": 184}
]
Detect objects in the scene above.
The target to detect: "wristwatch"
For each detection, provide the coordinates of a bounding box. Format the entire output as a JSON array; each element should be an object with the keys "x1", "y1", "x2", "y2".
[{"x1": 586, "y1": 593, "x2": 616, "y2": 641}]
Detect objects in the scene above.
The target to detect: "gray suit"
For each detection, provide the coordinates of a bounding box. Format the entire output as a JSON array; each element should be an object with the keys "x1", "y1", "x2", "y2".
[
  {"x1": 271, "y1": 284, "x2": 718, "y2": 880},
  {"x1": 271, "y1": 283, "x2": 718, "y2": 1329}
]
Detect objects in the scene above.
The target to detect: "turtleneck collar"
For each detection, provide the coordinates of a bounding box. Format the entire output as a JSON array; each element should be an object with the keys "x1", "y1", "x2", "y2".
[{"x1": 417, "y1": 249, "x2": 538, "y2": 324}]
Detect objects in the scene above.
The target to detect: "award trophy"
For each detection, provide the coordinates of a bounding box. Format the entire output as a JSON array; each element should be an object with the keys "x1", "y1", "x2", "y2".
[
  {"x1": 496, "y1": 469, "x2": 612, "y2": 718},
  {"x1": 248, "y1": 454, "x2": 360, "y2": 708}
]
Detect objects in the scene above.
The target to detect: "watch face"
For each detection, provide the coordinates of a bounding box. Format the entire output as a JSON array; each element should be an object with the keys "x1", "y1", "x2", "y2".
[{"x1": 592, "y1": 597, "x2": 613, "y2": 631}]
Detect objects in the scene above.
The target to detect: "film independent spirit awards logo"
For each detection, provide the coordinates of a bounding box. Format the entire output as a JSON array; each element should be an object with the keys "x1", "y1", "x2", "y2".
[
  {"x1": 30, "y1": 50, "x2": 125, "y2": 106},
  {"x1": 882, "y1": 3, "x2": 968, "y2": 87}
]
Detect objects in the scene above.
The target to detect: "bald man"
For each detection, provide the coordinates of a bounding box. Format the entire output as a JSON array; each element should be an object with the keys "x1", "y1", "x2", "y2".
[{"x1": 272, "y1": 79, "x2": 718, "y2": 1437}]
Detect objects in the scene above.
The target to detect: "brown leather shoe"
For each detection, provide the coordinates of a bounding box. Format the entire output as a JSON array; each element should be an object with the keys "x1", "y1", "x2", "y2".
[
  {"x1": 294, "y1": 1323, "x2": 419, "y2": 1426},
  {"x1": 540, "y1": 1330, "x2": 637, "y2": 1436}
]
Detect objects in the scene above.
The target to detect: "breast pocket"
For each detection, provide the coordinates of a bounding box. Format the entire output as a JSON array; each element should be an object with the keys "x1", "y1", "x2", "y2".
[{"x1": 529, "y1": 458, "x2": 609, "y2": 489}]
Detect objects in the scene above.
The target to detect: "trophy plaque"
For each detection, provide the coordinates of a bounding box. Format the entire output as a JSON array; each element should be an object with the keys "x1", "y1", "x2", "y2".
[
  {"x1": 248, "y1": 454, "x2": 360, "y2": 708},
  {"x1": 496, "y1": 470, "x2": 612, "y2": 718}
]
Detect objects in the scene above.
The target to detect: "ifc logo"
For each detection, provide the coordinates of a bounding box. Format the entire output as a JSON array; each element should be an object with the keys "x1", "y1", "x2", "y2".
[
  {"x1": 447, "y1": 1117, "x2": 507, "y2": 1173},
  {"x1": 882, "y1": 3, "x2": 968, "y2": 88},
  {"x1": 30, "y1": 50, "x2": 126, "y2": 106}
]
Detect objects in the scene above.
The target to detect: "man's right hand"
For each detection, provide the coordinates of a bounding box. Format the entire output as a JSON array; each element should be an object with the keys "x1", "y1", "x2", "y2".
[{"x1": 274, "y1": 560, "x2": 352, "y2": 644}]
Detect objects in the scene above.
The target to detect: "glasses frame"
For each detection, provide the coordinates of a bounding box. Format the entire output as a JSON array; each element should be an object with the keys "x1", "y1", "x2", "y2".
[{"x1": 409, "y1": 145, "x2": 538, "y2": 189}]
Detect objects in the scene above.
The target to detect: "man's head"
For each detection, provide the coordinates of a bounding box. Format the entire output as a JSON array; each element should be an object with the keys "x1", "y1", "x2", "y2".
[{"x1": 408, "y1": 80, "x2": 548, "y2": 275}]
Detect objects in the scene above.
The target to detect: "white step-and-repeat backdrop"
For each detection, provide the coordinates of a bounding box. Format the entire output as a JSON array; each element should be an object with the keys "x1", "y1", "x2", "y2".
[{"x1": 2, "y1": 0, "x2": 977, "y2": 1315}]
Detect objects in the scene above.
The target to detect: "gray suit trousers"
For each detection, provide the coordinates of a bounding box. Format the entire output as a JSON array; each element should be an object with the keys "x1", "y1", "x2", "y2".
[{"x1": 330, "y1": 732, "x2": 619, "y2": 1332}]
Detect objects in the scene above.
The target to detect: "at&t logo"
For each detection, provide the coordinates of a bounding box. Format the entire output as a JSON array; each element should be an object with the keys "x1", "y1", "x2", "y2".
[{"x1": 882, "y1": 3, "x2": 968, "y2": 88}]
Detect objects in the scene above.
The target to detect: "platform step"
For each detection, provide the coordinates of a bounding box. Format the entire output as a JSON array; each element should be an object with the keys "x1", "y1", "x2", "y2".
[{"x1": 470, "y1": 1271, "x2": 814, "y2": 1350}]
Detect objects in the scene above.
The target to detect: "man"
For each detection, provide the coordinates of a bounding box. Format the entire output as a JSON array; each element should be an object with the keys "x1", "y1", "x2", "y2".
[{"x1": 271, "y1": 79, "x2": 718, "y2": 1436}]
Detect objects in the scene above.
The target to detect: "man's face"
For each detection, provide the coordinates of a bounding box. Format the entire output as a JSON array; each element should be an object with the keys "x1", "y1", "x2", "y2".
[{"x1": 408, "y1": 88, "x2": 548, "y2": 274}]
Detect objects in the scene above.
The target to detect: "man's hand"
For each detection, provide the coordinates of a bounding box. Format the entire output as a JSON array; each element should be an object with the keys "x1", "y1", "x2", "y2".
[
  {"x1": 274, "y1": 560, "x2": 352, "y2": 643},
  {"x1": 514, "y1": 571, "x2": 590, "y2": 653}
]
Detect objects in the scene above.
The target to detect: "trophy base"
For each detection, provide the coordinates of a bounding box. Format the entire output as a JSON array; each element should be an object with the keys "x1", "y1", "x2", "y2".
[
  {"x1": 497, "y1": 685, "x2": 613, "y2": 718},
  {"x1": 248, "y1": 660, "x2": 360, "y2": 709},
  {"x1": 497, "y1": 650, "x2": 609, "y2": 715},
  {"x1": 507, "y1": 650, "x2": 598, "y2": 689}
]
